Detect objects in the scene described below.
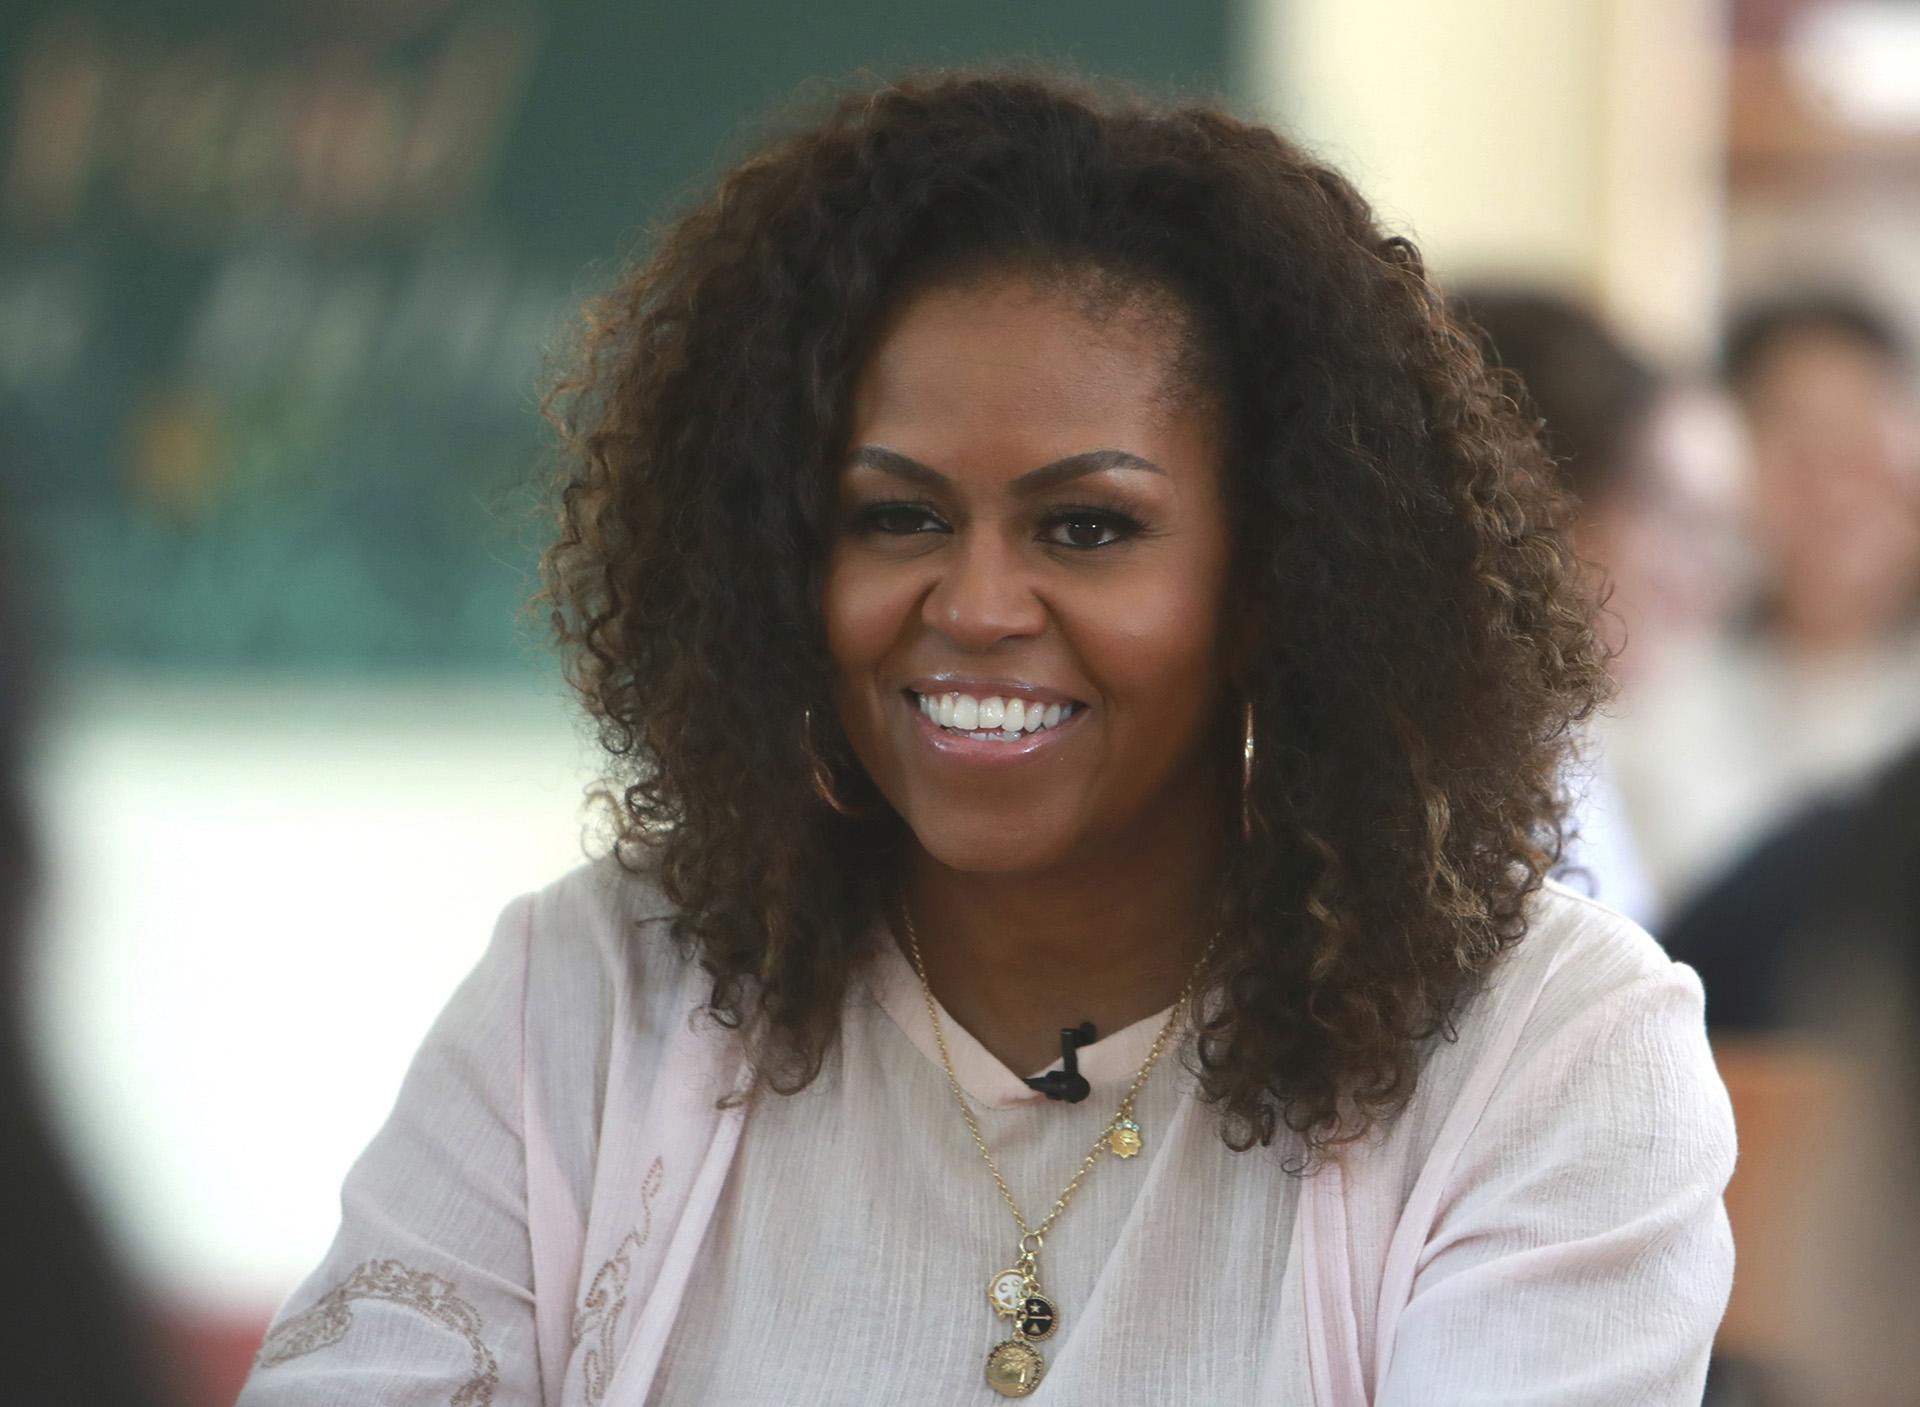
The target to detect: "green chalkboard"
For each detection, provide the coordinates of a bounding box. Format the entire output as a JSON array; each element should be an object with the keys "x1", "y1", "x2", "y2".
[{"x1": 0, "y1": 0, "x2": 1232, "y2": 671}]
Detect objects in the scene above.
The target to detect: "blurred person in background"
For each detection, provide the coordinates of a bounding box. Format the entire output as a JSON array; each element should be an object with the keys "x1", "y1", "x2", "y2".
[
  {"x1": 1732, "y1": 295, "x2": 1920, "y2": 672},
  {"x1": 1455, "y1": 288, "x2": 1749, "y2": 933},
  {"x1": 1610, "y1": 292, "x2": 1920, "y2": 910},
  {"x1": 237, "y1": 71, "x2": 1733, "y2": 1405},
  {"x1": 1620, "y1": 298, "x2": 1920, "y2": 1405},
  {"x1": 0, "y1": 492, "x2": 171, "y2": 1406},
  {"x1": 1664, "y1": 303, "x2": 1919, "y2": 1030}
]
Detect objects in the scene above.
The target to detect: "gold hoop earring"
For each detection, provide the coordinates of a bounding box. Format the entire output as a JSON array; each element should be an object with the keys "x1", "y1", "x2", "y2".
[
  {"x1": 1240, "y1": 699, "x2": 1257, "y2": 842},
  {"x1": 803, "y1": 707, "x2": 872, "y2": 818}
]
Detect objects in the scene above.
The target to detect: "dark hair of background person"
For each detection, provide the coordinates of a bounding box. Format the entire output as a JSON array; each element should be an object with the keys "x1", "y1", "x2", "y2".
[
  {"x1": 1451, "y1": 287, "x2": 1663, "y2": 507},
  {"x1": 538, "y1": 69, "x2": 1608, "y2": 1159},
  {"x1": 1722, "y1": 290, "x2": 1910, "y2": 394},
  {"x1": 0, "y1": 491, "x2": 171, "y2": 1406}
]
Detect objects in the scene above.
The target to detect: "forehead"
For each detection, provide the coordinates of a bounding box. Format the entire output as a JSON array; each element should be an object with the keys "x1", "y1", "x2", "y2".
[{"x1": 846, "y1": 274, "x2": 1217, "y2": 466}]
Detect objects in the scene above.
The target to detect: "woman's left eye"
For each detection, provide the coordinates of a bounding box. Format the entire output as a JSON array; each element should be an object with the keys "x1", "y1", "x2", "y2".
[{"x1": 1039, "y1": 509, "x2": 1144, "y2": 550}]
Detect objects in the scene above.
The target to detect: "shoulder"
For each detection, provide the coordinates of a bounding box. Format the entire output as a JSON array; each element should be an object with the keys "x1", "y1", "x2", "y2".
[
  {"x1": 1473, "y1": 879, "x2": 1724, "y2": 1099},
  {"x1": 510, "y1": 846, "x2": 701, "y2": 1040},
  {"x1": 1388, "y1": 880, "x2": 1732, "y2": 1175},
  {"x1": 499, "y1": 851, "x2": 715, "y2": 1194},
  {"x1": 1491, "y1": 878, "x2": 1698, "y2": 1051},
  {"x1": 520, "y1": 847, "x2": 681, "y2": 956}
]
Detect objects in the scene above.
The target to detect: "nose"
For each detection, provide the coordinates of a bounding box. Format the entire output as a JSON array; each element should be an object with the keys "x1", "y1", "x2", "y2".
[{"x1": 920, "y1": 530, "x2": 1046, "y2": 649}]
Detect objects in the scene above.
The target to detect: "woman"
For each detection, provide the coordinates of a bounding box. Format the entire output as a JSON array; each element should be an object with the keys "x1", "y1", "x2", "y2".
[{"x1": 239, "y1": 72, "x2": 1734, "y2": 1405}]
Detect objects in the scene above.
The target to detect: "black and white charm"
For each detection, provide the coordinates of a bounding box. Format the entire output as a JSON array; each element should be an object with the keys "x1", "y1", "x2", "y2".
[
  {"x1": 987, "y1": 1267, "x2": 1030, "y2": 1318},
  {"x1": 1016, "y1": 1293, "x2": 1058, "y2": 1342}
]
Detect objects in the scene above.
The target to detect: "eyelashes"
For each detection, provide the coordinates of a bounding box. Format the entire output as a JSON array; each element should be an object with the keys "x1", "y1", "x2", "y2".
[
  {"x1": 1042, "y1": 505, "x2": 1149, "y2": 550},
  {"x1": 847, "y1": 501, "x2": 944, "y2": 537},
  {"x1": 842, "y1": 499, "x2": 1152, "y2": 550}
]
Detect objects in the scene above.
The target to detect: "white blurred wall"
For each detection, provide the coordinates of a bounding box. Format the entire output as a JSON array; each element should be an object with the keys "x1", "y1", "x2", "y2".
[
  {"x1": 25, "y1": 674, "x2": 601, "y2": 1312},
  {"x1": 1238, "y1": 0, "x2": 1728, "y2": 362}
]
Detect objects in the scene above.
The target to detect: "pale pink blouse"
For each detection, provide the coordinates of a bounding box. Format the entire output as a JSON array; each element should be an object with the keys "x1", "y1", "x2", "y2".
[{"x1": 236, "y1": 860, "x2": 1736, "y2": 1406}]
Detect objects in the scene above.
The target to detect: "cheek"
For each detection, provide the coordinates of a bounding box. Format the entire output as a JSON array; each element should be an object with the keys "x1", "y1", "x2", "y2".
[
  {"x1": 1074, "y1": 555, "x2": 1231, "y2": 734},
  {"x1": 821, "y1": 550, "x2": 911, "y2": 689}
]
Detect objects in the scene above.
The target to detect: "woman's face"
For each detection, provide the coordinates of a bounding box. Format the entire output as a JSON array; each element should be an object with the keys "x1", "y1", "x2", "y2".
[{"x1": 823, "y1": 271, "x2": 1234, "y2": 875}]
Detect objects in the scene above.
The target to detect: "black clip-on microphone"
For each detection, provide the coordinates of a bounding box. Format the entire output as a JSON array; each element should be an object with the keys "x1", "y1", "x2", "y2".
[{"x1": 1023, "y1": 1021, "x2": 1096, "y2": 1103}]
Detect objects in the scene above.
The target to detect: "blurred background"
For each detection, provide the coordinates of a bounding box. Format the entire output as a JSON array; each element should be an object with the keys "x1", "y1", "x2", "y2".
[{"x1": 3, "y1": 0, "x2": 1916, "y2": 1403}]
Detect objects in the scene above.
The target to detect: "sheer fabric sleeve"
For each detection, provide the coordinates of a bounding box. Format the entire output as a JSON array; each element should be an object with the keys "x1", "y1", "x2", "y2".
[
  {"x1": 237, "y1": 893, "x2": 541, "y2": 1407},
  {"x1": 1374, "y1": 965, "x2": 1736, "y2": 1406}
]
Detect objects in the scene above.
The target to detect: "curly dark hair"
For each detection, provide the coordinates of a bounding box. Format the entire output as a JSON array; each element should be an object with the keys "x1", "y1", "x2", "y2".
[
  {"x1": 1452, "y1": 287, "x2": 1662, "y2": 507},
  {"x1": 539, "y1": 68, "x2": 1607, "y2": 1159}
]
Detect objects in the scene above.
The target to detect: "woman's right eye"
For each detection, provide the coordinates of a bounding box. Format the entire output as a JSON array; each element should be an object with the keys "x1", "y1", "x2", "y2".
[{"x1": 848, "y1": 502, "x2": 947, "y2": 536}]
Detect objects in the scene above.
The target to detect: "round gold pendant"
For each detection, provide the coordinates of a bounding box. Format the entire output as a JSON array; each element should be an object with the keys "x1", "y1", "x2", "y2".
[
  {"x1": 985, "y1": 1338, "x2": 1046, "y2": 1397},
  {"x1": 1108, "y1": 1117, "x2": 1143, "y2": 1158},
  {"x1": 1017, "y1": 1293, "x2": 1058, "y2": 1342},
  {"x1": 987, "y1": 1268, "x2": 1029, "y2": 1318}
]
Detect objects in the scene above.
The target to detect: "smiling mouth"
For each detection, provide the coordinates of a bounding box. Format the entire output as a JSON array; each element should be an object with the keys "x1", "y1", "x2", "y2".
[{"x1": 907, "y1": 690, "x2": 1083, "y2": 742}]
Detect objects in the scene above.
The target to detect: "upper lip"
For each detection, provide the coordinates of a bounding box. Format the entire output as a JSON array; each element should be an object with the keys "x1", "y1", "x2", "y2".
[{"x1": 904, "y1": 674, "x2": 1088, "y2": 708}]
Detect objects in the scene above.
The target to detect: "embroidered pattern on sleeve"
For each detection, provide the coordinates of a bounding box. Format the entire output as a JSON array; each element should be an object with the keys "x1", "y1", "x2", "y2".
[
  {"x1": 255, "y1": 1259, "x2": 501, "y2": 1407},
  {"x1": 571, "y1": 1157, "x2": 666, "y2": 1406}
]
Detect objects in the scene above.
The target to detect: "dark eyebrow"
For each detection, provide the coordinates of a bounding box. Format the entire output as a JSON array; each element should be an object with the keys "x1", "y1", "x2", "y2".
[{"x1": 844, "y1": 444, "x2": 1167, "y2": 493}]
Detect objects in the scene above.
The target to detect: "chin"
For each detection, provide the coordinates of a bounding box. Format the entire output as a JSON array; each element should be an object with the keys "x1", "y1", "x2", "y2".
[{"x1": 904, "y1": 812, "x2": 1074, "y2": 875}]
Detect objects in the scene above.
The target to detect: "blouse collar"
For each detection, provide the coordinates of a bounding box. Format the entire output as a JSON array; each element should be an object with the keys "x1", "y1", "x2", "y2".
[{"x1": 861, "y1": 926, "x2": 1179, "y2": 1112}]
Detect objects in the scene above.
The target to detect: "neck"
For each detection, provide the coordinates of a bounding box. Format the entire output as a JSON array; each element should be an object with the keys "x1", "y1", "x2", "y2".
[{"x1": 899, "y1": 792, "x2": 1224, "y2": 1077}]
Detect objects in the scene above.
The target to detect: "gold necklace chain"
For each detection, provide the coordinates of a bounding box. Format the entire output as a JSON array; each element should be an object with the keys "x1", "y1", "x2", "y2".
[
  {"x1": 900, "y1": 905, "x2": 1214, "y2": 1395},
  {"x1": 900, "y1": 905, "x2": 1212, "y2": 1243}
]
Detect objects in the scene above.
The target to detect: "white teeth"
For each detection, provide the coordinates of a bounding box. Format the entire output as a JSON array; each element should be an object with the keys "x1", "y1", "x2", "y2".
[{"x1": 913, "y1": 691, "x2": 1078, "y2": 740}]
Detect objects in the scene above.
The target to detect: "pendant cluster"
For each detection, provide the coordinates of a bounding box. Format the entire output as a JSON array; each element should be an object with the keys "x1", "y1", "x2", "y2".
[
  {"x1": 983, "y1": 1249, "x2": 1059, "y2": 1397},
  {"x1": 976, "y1": 1109, "x2": 1148, "y2": 1395}
]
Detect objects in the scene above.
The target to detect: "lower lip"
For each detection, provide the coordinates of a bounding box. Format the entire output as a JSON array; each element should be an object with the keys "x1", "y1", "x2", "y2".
[{"x1": 906, "y1": 696, "x2": 1086, "y2": 765}]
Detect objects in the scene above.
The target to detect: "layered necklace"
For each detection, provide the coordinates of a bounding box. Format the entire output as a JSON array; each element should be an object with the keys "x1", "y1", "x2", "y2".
[{"x1": 899, "y1": 905, "x2": 1215, "y2": 1398}]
